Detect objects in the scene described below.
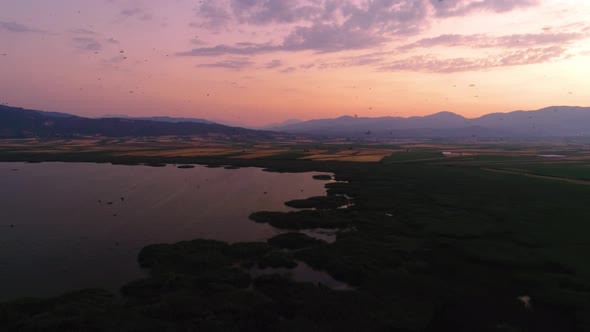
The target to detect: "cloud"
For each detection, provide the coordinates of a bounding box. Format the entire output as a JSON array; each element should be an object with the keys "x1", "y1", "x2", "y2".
[
  {"x1": 120, "y1": 8, "x2": 142, "y2": 16},
  {"x1": 283, "y1": 23, "x2": 386, "y2": 52},
  {"x1": 178, "y1": 42, "x2": 277, "y2": 56},
  {"x1": 400, "y1": 32, "x2": 586, "y2": 50},
  {"x1": 193, "y1": 0, "x2": 433, "y2": 33},
  {"x1": 429, "y1": 0, "x2": 540, "y2": 17},
  {"x1": 191, "y1": 38, "x2": 208, "y2": 46},
  {"x1": 100, "y1": 55, "x2": 130, "y2": 69},
  {"x1": 181, "y1": 0, "x2": 545, "y2": 56},
  {"x1": 106, "y1": 37, "x2": 120, "y2": 44},
  {"x1": 191, "y1": 0, "x2": 325, "y2": 30},
  {"x1": 70, "y1": 28, "x2": 96, "y2": 35},
  {"x1": 72, "y1": 37, "x2": 102, "y2": 51},
  {"x1": 229, "y1": 0, "x2": 321, "y2": 25},
  {"x1": 191, "y1": 2, "x2": 233, "y2": 30},
  {"x1": 379, "y1": 46, "x2": 566, "y2": 73},
  {"x1": 185, "y1": 0, "x2": 541, "y2": 56},
  {"x1": 224, "y1": 80, "x2": 247, "y2": 89},
  {"x1": 280, "y1": 66, "x2": 297, "y2": 73},
  {"x1": 178, "y1": 23, "x2": 385, "y2": 56},
  {"x1": 120, "y1": 7, "x2": 152, "y2": 21},
  {"x1": 0, "y1": 21, "x2": 45, "y2": 33},
  {"x1": 264, "y1": 59, "x2": 283, "y2": 69},
  {"x1": 342, "y1": 51, "x2": 391, "y2": 66},
  {"x1": 197, "y1": 57, "x2": 253, "y2": 70},
  {"x1": 341, "y1": 0, "x2": 430, "y2": 35}
]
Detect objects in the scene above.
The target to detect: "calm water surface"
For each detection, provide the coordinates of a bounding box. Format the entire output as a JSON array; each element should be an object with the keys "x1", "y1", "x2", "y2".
[{"x1": 0, "y1": 162, "x2": 331, "y2": 300}]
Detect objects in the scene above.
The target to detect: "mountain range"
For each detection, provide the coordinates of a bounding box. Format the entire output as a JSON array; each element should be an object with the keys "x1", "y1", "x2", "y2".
[
  {"x1": 101, "y1": 115, "x2": 216, "y2": 125},
  {"x1": 272, "y1": 106, "x2": 590, "y2": 138},
  {"x1": 0, "y1": 105, "x2": 273, "y2": 139},
  {"x1": 1, "y1": 105, "x2": 589, "y2": 139}
]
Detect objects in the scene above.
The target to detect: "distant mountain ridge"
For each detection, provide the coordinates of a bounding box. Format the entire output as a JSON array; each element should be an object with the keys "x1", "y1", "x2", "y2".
[
  {"x1": 101, "y1": 115, "x2": 216, "y2": 125},
  {"x1": 2, "y1": 105, "x2": 590, "y2": 139},
  {"x1": 263, "y1": 119, "x2": 303, "y2": 130},
  {"x1": 0, "y1": 105, "x2": 273, "y2": 139},
  {"x1": 273, "y1": 106, "x2": 590, "y2": 138}
]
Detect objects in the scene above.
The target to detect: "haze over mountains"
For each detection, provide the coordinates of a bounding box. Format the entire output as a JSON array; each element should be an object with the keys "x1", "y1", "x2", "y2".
[
  {"x1": 1, "y1": 104, "x2": 589, "y2": 139},
  {"x1": 271, "y1": 106, "x2": 590, "y2": 138}
]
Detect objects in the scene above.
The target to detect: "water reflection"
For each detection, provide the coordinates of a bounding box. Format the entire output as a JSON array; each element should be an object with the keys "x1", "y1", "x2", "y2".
[
  {"x1": 249, "y1": 261, "x2": 351, "y2": 290},
  {"x1": 301, "y1": 229, "x2": 338, "y2": 243},
  {"x1": 0, "y1": 162, "x2": 331, "y2": 300}
]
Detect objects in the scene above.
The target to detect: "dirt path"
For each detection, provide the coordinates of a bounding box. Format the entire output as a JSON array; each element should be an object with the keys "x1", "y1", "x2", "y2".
[{"x1": 483, "y1": 168, "x2": 590, "y2": 186}]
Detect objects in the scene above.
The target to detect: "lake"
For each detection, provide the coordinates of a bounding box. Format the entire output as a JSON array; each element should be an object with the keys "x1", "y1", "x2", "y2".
[{"x1": 0, "y1": 162, "x2": 331, "y2": 301}]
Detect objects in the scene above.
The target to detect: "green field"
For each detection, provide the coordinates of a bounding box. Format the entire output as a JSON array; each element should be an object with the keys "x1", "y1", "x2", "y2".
[{"x1": 493, "y1": 163, "x2": 590, "y2": 181}]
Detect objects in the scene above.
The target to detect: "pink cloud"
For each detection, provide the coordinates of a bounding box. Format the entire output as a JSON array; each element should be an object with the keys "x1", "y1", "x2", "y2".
[
  {"x1": 379, "y1": 46, "x2": 566, "y2": 72},
  {"x1": 183, "y1": 0, "x2": 542, "y2": 56},
  {"x1": 429, "y1": 0, "x2": 540, "y2": 17},
  {"x1": 197, "y1": 57, "x2": 253, "y2": 70},
  {"x1": 399, "y1": 32, "x2": 587, "y2": 50}
]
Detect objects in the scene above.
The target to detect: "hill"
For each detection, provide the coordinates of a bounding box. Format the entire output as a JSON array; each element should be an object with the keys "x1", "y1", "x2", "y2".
[
  {"x1": 101, "y1": 115, "x2": 217, "y2": 125},
  {"x1": 0, "y1": 105, "x2": 274, "y2": 139},
  {"x1": 274, "y1": 106, "x2": 590, "y2": 138}
]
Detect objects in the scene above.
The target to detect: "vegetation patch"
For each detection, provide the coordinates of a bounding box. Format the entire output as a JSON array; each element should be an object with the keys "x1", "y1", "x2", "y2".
[
  {"x1": 257, "y1": 251, "x2": 297, "y2": 269},
  {"x1": 312, "y1": 174, "x2": 333, "y2": 180},
  {"x1": 250, "y1": 210, "x2": 355, "y2": 230},
  {"x1": 284, "y1": 195, "x2": 350, "y2": 209},
  {"x1": 267, "y1": 232, "x2": 326, "y2": 250}
]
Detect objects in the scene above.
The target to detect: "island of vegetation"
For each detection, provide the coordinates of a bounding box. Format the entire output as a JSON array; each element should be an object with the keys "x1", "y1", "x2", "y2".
[{"x1": 312, "y1": 174, "x2": 333, "y2": 181}]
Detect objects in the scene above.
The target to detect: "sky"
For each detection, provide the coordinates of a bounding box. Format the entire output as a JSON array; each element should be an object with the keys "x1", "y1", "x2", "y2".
[{"x1": 1, "y1": 0, "x2": 589, "y2": 126}]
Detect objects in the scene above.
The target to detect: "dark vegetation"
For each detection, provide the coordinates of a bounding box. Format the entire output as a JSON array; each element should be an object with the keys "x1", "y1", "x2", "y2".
[
  {"x1": 250, "y1": 210, "x2": 355, "y2": 230},
  {"x1": 284, "y1": 195, "x2": 350, "y2": 209},
  {"x1": 176, "y1": 165, "x2": 195, "y2": 169},
  {"x1": 313, "y1": 174, "x2": 333, "y2": 180},
  {"x1": 381, "y1": 150, "x2": 445, "y2": 163},
  {"x1": 1, "y1": 149, "x2": 590, "y2": 331},
  {"x1": 494, "y1": 163, "x2": 590, "y2": 181},
  {"x1": 267, "y1": 232, "x2": 326, "y2": 250}
]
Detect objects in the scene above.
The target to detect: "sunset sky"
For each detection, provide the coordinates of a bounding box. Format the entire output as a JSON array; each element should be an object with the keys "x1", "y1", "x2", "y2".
[{"x1": 1, "y1": 0, "x2": 589, "y2": 126}]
